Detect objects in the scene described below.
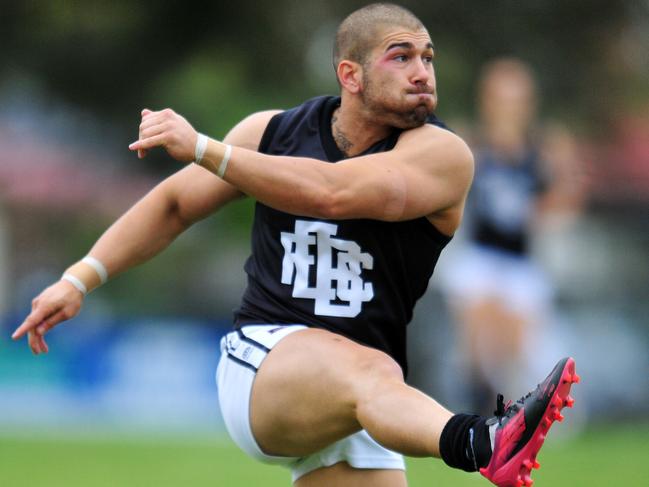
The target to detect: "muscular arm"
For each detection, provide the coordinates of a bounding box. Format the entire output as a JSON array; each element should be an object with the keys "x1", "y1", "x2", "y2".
[
  {"x1": 94, "y1": 110, "x2": 282, "y2": 276},
  {"x1": 87, "y1": 111, "x2": 282, "y2": 276},
  {"x1": 12, "y1": 109, "x2": 280, "y2": 352},
  {"x1": 133, "y1": 110, "x2": 474, "y2": 234},
  {"x1": 216, "y1": 124, "x2": 474, "y2": 227}
]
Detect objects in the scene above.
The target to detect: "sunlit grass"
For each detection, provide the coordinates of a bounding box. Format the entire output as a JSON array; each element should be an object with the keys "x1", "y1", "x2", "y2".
[{"x1": 0, "y1": 423, "x2": 646, "y2": 486}]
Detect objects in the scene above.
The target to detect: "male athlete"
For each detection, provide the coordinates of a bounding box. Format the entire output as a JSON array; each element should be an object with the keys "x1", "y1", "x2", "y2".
[{"x1": 12, "y1": 4, "x2": 578, "y2": 486}]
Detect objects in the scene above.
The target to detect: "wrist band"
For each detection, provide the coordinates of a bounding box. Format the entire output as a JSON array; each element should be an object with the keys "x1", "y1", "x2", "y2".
[
  {"x1": 82, "y1": 256, "x2": 108, "y2": 284},
  {"x1": 61, "y1": 256, "x2": 108, "y2": 296},
  {"x1": 195, "y1": 133, "x2": 208, "y2": 164},
  {"x1": 62, "y1": 274, "x2": 88, "y2": 295},
  {"x1": 217, "y1": 144, "x2": 232, "y2": 178},
  {"x1": 194, "y1": 133, "x2": 232, "y2": 179}
]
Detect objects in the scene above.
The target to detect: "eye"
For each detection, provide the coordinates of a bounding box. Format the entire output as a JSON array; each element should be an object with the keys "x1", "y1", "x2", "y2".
[
  {"x1": 393, "y1": 54, "x2": 408, "y2": 62},
  {"x1": 423, "y1": 51, "x2": 435, "y2": 63}
]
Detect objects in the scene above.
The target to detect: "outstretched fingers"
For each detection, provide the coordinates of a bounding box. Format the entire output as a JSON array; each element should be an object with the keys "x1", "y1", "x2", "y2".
[
  {"x1": 12, "y1": 279, "x2": 84, "y2": 354},
  {"x1": 129, "y1": 133, "x2": 167, "y2": 153},
  {"x1": 129, "y1": 108, "x2": 197, "y2": 163},
  {"x1": 134, "y1": 108, "x2": 163, "y2": 158},
  {"x1": 36, "y1": 309, "x2": 71, "y2": 336},
  {"x1": 14, "y1": 307, "x2": 57, "y2": 355},
  {"x1": 28, "y1": 331, "x2": 49, "y2": 355},
  {"x1": 14, "y1": 306, "x2": 73, "y2": 354},
  {"x1": 12, "y1": 306, "x2": 54, "y2": 340},
  {"x1": 130, "y1": 111, "x2": 172, "y2": 155}
]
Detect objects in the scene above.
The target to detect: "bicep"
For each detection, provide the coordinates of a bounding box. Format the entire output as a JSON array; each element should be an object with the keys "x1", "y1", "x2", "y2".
[
  {"x1": 162, "y1": 109, "x2": 284, "y2": 224},
  {"x1": 329, "y1": 127, "x2": 474, "y2": 221},
  {"x1": 158, "y1": 164, "x2": 241, "y2": 225},
  {"x1": 396, "y1": 130, "x2": 474, "y2": 220}
]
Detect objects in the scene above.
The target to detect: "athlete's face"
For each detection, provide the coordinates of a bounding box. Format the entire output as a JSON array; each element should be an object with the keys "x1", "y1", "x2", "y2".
[{"x1": 360, "y1": 28, "x2": 437, "y2": 129}]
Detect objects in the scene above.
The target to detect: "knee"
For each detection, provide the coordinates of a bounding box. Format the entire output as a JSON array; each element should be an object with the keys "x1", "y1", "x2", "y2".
[{"x1": 350, "y1": 349, "x2": 405, "y2": 398}]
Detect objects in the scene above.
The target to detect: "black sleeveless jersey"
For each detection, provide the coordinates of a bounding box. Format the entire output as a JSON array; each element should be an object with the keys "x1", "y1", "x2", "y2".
[{"x1": 234, "y1": 95, "x2": 452, "y2": 374}]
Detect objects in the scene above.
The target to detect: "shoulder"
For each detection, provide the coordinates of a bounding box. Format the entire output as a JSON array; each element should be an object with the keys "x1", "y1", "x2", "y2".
[
  {"x1": 225, "y1": 96, "x2": 337, "y2": 151},
  {"x1": 396, "y1": 123, "x2": 474, "y2": 182},
  {"x1": 224, "y1": 110, "x2": 284, "y2": 150},
  {"x1": 398, "y1": 122, "x2": 472, "y2": 155}
]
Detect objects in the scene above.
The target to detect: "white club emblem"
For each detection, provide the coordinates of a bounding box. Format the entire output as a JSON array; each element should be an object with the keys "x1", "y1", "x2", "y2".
[{"x1": 280, "y1": 220, "x2": 374, "y2": 317}]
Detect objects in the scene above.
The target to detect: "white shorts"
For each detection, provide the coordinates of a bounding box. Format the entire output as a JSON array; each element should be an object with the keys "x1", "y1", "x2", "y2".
[
  {"x1": 436, "y1": 243, "x2": 553, "y2": 316},
  {"x1": 216, "y1": 325, "x2": 405, "y2": 482}
]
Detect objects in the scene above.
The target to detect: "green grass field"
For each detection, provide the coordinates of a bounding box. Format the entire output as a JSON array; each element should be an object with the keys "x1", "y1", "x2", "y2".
[{"x1": 0, "y1": 424, "x2": 646, "y2": 486}]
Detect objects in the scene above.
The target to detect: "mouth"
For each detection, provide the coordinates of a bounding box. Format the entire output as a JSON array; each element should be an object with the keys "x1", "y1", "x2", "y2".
[
  {"x1": 406, "y1": 91, "x2": 435, "y2": 104},
  {"x1": 407, "y1": 86, "x2": 434, "y2": 95}
]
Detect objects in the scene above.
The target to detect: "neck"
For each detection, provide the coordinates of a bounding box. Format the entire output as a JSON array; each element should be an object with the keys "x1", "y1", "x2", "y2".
[{"x1": 332, "y1": 97, "x2": 392, "y2": 157}]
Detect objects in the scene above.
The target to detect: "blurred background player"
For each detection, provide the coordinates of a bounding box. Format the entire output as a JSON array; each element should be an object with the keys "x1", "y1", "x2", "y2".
[{"x1": 437, "y1": 58, "x2": 585, "y2": 415}]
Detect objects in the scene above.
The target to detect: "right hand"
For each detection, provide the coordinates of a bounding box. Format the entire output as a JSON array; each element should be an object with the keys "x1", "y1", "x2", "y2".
[
  {"x1": 129, "y1": 108, "x2": 198, "y2": 163},
  {"x1": 11, "y1": 280, "x2": 84, "y2": 355}
]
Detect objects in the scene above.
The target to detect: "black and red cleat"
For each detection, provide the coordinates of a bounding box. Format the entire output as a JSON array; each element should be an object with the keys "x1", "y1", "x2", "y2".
[{"x1": 480, "y1": 357, "x2": 579, "y2": 487}]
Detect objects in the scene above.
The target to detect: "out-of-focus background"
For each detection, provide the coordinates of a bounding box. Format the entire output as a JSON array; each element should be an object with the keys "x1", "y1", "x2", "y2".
[{"x1": 0, "y1": 1, "x2": 647, "y2": 486}]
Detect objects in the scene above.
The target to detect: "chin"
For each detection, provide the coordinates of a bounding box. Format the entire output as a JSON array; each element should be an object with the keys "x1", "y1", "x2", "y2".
[
  {"x1": 413, "y1": 104, "x2": 432, "y2": 122},
  {"x1": 364, "y1": 94, "x2": 435, "y2": 129},
  {"x1": 393, "y1": 104, "x2": 432, "y2": 129}
]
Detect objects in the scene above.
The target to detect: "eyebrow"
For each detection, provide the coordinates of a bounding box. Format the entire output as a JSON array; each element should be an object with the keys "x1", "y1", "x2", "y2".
[{"x1": 385, "y1": 41, "x2": 434, "y2": 52}]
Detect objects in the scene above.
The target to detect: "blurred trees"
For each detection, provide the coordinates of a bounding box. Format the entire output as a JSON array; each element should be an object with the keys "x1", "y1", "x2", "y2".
[
  {"x1": 1, "y1": 0, "x2": 647, "y2": 318},
  {"x1": 2, "y1": 0, "x2": 646, "y2": 143}
]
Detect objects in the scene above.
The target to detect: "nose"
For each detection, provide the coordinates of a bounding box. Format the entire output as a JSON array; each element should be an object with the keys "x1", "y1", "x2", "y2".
[{"x1": 410, "y1": 58, "x2": 431, "y2": 86}]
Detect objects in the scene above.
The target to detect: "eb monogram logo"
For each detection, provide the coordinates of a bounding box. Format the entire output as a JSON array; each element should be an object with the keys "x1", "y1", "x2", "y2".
[{"x1": 280, "y1": 220, "x2": 374, "y2": 317}]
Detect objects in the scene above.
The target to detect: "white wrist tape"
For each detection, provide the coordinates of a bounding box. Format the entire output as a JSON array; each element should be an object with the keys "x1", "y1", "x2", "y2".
[
  {"x1": 82, "y1": 256, "x2": 108, "y2": 284},
  {"x1": 195, "y1": 133, "x2": 208, "y2": 164},
  {"x1": 62, "y1": 274, "x2": 88, "y2": 295},
  {"x1": 194, "y1": 133, "x2": 232, "y2": 179},
  {"x1": 217, "y1": 144, "x2": 232, "y2": 178}
]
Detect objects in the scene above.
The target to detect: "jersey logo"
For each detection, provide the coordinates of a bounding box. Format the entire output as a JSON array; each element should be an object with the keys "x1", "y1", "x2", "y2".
[{"x1": 280, "y1": 220, "x2": 374, "y2": 318}]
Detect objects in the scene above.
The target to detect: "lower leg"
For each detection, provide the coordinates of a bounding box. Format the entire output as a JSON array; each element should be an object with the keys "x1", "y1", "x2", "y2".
[
  {"x1": 354, "y1": 367, "x2": 492, "y2": 472},
  {"x1": 355, "y1": 376, "x2": 453, "y2": 457}
]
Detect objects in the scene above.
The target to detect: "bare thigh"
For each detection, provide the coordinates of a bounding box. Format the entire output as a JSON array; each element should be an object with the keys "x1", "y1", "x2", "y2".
[
  {"x1": 294, "y1": 462, "x2": 407, "y2": 487},
  {"x1": 249, "y1": 328, "x2": 404, "y2": 457}
]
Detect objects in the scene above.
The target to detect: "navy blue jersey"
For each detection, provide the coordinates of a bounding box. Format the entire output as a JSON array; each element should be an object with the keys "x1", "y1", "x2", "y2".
[
  {"x1": 468, "y1": 144, "x2": 548, "y2": 254},
  {"x1": 234, "y1": 95, "x2": 451, "y2": 374}
]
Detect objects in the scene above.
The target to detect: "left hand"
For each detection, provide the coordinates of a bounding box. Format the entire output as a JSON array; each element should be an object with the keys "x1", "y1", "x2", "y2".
[
  {"x1": 12, "y1": 279, "x2": 85, "y2": 355},
  {"x1": 129, "y1": 108, "x2": 198, "y2": 163}
]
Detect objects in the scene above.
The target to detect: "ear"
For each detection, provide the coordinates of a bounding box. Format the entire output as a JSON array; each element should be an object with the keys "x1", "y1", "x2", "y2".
[{"x1": 336, "y1": 60, "x2": 363, "y2": 94}]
